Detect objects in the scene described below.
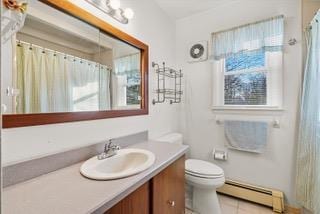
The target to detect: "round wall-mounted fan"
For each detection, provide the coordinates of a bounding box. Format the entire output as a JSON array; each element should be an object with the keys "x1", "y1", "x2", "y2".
[{"x1": 188, "y1": 41, "x2": 208, "y2": 63}]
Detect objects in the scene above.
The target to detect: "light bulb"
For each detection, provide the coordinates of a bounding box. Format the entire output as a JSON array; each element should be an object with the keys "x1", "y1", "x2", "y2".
[
  {"x1": 108, "y1": 0, "x2": 120, "y2": 10},
  {"x1": 123, "y1": 8, "x2": 134, "y2": 19}
]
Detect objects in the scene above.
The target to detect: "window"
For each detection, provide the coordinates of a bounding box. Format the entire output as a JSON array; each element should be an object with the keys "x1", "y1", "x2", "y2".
[
  {"x1": 126, "y1": 72, "x2": 141, "y2": 105},
  {"x1": 224, "y1": 50, "x2": 267, "y2": 105},
  {"x1": 73, "y1": 82, "x2": 99, "y2": 111},
  {"x1": 113, "y1": 53, "x2": 141, "y2": 109},
  {"x1": 212, "y1": 16, "x2": 284, "y2": 110}
]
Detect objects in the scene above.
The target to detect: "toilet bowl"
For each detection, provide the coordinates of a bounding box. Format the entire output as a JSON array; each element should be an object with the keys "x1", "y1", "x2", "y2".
[
  {"x1": 185, "y1": 159, "x2": 225, "y2": 214},
  {"x1": 156, "y1": 133, "x2": 225, "y2": 214}
]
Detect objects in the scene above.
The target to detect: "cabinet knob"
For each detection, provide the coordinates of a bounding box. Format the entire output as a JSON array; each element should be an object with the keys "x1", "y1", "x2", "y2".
[{"x1": 167, "y1": 200, "x2": 175, "y2": 207}]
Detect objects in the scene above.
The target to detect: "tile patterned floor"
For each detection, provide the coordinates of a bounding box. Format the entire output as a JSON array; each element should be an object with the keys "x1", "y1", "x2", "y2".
[{"x1": 185, "y1": 194, "x2": 276, "y2": 214}]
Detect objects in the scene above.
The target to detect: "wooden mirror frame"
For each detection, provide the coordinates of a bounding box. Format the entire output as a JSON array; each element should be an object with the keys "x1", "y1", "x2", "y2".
[{"x1": 3, "y1": 0, "x2": 149, "y2": 128}]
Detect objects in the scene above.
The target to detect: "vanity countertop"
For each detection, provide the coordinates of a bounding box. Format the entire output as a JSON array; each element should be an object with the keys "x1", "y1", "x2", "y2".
[{"x1": 3, "y1": 141, "x2": 188, "y2": 214}]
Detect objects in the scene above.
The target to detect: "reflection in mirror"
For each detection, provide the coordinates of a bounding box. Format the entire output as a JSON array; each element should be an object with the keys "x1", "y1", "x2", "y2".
[
  {"x1": 99, "y1": 31, "x2": 141, "y2": 110},
  {"x1": 2, "y1": 8, "x2": 141, "y2": 115},
  {"x1": 14, "y1": 15, "x2": 103, "y2": 114}
]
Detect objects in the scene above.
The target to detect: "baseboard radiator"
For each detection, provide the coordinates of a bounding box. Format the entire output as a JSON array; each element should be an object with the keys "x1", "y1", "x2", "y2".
[{"x1": 217, "y1": 179, "x2": 285, "y2": 213}]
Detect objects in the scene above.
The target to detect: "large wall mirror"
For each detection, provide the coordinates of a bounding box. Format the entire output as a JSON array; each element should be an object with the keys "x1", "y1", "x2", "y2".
[{"x1": 2, "y1": 0, "x2": 148, "y2": 128}]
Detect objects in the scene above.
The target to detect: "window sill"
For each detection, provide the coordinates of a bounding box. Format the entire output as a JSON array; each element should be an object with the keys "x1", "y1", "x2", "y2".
[{"x1": 212, "y1": 106, "x2": 284, "y2": 112}]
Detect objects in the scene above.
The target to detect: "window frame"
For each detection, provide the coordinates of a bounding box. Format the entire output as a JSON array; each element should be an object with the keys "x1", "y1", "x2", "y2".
[{"x1": 212, "y1": 50, "x2": 284, "y2": 111}]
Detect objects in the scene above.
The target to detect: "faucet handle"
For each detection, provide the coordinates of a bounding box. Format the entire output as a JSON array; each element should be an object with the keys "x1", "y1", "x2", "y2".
[
  {"x1": 98, "y1": 139, "x2": 120, "y2": 160},
  {"x1": 107, "y1": 139, "x2": 113, "y2": 148},
  {"x1": 105, "y1": 139, "x2": 120, "y2": 150},
  {"x1": 103, "y1": 139, "x2": 112, "y2": 152}
]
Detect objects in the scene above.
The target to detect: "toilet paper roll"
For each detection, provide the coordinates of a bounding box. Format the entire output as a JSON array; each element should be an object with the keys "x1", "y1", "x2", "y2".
[{"x1": 213, "y1": 150, "x2": 227, "y2": 160}]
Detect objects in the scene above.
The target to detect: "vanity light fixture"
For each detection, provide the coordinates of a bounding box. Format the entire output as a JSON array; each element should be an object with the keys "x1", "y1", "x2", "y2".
[
  {"x1": 108, "y1": 0, "x2": 120, "y2": 10},
  {"x1": 85, "y1": 0, "x2": 134, "y2": 24},
  {"x1": 123, "y1": 8, "x2": 134, "y2": 20},
  {"x1": 3, "y1": 0, "x2": 28, "y2": 13}
]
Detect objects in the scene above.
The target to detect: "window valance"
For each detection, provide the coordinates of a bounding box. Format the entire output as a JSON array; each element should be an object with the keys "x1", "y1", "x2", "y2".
[{"x1": 212, "y1": 15, "x2": 284, "y2": 60}]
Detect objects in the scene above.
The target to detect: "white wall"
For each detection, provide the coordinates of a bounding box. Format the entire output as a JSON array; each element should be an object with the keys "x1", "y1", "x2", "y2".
[
  {"x1": 302, "y1": 0, "x2": 320, "y2": 28},
  {"x1": 1, "y1": 40, "x2": 13, "y2": 114},
  {"x1": 2, "y1": 0, "x2": 179, "y2": 165},
  {"x1": 302, "y1": 0, "x2": 320, "y2": 64},
  {"x1": 176, "y1": 0, "x2": 302, "y2": 205}
]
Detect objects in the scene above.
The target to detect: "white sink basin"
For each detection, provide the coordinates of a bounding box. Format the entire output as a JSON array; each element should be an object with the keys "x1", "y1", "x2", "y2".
[{"x1": 80, "y1": 148, "x2": 156, "y2": 180}]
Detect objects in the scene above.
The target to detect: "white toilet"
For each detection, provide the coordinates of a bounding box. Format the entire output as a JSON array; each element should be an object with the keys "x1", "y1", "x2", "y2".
[{"x1": 156, "y1": 133, "x2": 225, "y2": 214}]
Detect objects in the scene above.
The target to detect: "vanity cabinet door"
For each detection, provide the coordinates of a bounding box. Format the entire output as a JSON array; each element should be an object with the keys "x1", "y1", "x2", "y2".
[
  {"x1": 152, "y1": 155, "x2": 185, "y2": 214},
  {"x1": 105, "y1": 182, "x2": 150, "y2": 214}
]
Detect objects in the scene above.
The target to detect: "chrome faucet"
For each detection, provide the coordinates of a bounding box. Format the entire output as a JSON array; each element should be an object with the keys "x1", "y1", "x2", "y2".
[{"x1": 97, "y1": 139, "x2": 121, "y2": 160}]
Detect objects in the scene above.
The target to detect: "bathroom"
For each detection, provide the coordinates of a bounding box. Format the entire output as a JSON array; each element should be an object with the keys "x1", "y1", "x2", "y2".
[{"x1": 0, "y1": 0, "x2": 319, "y2": 213}]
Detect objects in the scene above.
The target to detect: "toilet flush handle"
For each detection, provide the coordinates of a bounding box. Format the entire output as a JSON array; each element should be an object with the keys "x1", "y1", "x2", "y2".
[{"x1": 167, "y1": 200, "x2": 175, "y2": 207}]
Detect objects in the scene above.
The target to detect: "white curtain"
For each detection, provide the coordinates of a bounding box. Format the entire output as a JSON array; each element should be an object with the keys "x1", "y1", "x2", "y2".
[
  {"x1": 114, "y1": 53, "x2": 139, "y2": 77},
  {"x1": 113, "y1": 54, "x2": 140, "y2": 108},
  {"x1": 296, "y1": 11, "x2": 320, "y2": 213},
  {"x1": 99, "y1": 65, "x2": 111, "y2": 110},
  {"x1": 15, "y1": 42, "x2": 111, "y2": 113},
  {"x1": 212, "y1": 15, "x2": 284, "y2": 60},
  {"x1": 112, "y1": 74, "x2": 127, "y2": 108}
]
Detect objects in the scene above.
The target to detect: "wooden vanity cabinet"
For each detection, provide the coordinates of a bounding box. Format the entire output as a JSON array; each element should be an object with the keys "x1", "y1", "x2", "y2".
[
  {"x1": 152, "y1": 155, "x2": 185, "y2": 214},
  {"x1": 105, "y1": 182, "x2": 150, "y2": 214},
  {"x1": 105, "y1": 155, "x2": 185, "y2": 214}
]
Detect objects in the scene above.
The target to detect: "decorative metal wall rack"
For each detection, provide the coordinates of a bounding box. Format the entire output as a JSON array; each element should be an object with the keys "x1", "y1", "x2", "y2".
[{"x1": 152, "y1": 62, "x2": 183, "y2": 105}]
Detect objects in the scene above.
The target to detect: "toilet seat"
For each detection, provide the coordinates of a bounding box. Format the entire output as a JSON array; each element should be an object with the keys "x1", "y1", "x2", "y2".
[
  {"x1": 185, "y1": 170, "x2": 224, "y2": 179},
  {"x1": 185, "y1": 159, "x2": 224, "y2": 178}
]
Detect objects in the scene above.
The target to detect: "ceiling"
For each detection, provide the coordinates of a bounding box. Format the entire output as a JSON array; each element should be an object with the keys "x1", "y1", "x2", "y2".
[{"x1": 153, "y1": 0, "x2": 238, "y2": 19}]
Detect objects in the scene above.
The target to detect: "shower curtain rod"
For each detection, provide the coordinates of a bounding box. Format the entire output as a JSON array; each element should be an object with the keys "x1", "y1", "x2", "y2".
[
  {"x1": 16, "y1": 40, "x2": 111, "y2": 70},
  {"x1": 306, "y1": 9, "x2": 320, "y2": 30}
]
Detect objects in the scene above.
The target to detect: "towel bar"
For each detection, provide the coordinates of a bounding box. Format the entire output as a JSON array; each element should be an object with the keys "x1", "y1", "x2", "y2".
[{"x1": 215, "y1": 118, "x2": 280, "y2": 128}]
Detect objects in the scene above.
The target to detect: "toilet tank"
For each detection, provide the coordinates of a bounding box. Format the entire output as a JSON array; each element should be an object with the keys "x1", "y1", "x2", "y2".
[{"x1": 156, "y1": 133, "x2": 183, "y2": 145}]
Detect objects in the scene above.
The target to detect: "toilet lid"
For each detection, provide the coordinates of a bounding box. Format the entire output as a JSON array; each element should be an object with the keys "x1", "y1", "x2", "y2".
[{"x1": 185, "y1": 159, "x2": 224, "y2": 177}]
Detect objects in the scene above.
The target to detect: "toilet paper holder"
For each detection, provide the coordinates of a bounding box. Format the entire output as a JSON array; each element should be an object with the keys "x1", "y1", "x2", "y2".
[{"x1": 212, "y1": 149, "x2": 228, "y2": 161}]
